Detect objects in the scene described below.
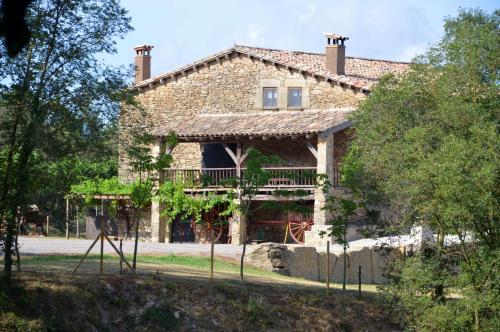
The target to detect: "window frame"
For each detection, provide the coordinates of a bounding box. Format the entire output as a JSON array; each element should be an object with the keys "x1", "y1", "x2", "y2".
[
  {"x1": 262, "y1": 87, "x2": 278, "y2": 109},
  {"x1": 287, "y1": 87, "x2": 303, "y2": 109}
]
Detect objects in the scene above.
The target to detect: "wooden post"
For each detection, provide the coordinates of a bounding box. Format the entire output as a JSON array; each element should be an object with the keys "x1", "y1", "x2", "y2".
[
  {"x1": 210, "y1": 230, "x2": 214, "y2": 283},
  {"x1": 71, "y1": 235, "x2": 100, "y2": 274},
  {"x1": 343, "y1": 244, "x2": 347, "y2": 291},
  {"x1": 283, "y1": 223, "x2": 289, "y2": 244},
  {"x1": 46, "y1": 215, "x2": 49, "y2": 237},
  {"x1": 76, "y1": 205, "x2": 80, "y2": 239},
  {"x1": 236, "y1": 143, "x2": 242, "y2": 178},
  {"x1": 104, "y1": 234, "x2": 135, "y2": 274},
  {"x1": 119, "y1": 238, "x2": 123, "y2": 274},
  {"x1": 358, "y1": 265, "x2": 362, "y2": 298},
  {"x1": 65, "y1": 198, "x2": 69, "y2": 239},
  {"x1": 326, "y1": 241, "x2": 330, "y2": 295},
  {"x1": 100, "y1": 216, "x2": 104, "y2": 275}
]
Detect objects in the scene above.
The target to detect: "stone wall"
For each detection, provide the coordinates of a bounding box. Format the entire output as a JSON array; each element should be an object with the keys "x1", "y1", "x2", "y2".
[
  {"x1": 119, "y1": 54, "x2": 366, "y2": 175},
  {"x1": 240, "y1": 137, "x2": 317, "y2": 167},
  {"x1": 246, "y1": 243, "x2": 405, "y2": 284}
]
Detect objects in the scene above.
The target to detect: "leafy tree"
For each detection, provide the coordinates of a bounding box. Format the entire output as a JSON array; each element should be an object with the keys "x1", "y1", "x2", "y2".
[
  {"x1": 0, "y1": 0, "x2": 132, "y2": 283},
  {"x1": 344, "y1": 9, "x2": 499, "y2": 330},
  {"x1": 124, "y1": 131, "x2": 177, "y2": 269}
]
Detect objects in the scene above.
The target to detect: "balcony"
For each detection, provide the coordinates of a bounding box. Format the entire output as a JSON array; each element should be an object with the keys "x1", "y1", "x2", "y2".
[{"x1": 163, "y1": 167, "x2": 341, "y2": 195}]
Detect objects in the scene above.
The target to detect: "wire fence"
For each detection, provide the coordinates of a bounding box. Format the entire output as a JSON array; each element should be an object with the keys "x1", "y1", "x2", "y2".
[{"x1": 13, "y1": 227, "x2": 402, "y2": 300}]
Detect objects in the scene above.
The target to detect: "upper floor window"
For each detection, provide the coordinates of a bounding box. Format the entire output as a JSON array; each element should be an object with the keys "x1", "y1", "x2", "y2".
[
  {"x1": 263, "y1": 87, "x2": 278, "y2": 108},
  {"x1": 287, "y1": 87, "x2": 302, "y2": 108}
]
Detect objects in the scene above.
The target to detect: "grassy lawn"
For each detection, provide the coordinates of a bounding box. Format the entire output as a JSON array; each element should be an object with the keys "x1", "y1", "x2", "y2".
[{"x1": 3, "y1": 254, "x2": 379, "y2": 293}]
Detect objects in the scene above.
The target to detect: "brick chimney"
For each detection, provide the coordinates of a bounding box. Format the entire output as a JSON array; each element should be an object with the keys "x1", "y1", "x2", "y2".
[
  {"x1": 134, "y1": 44, "x2": 154, "y2": 83},
  {"x1": 324, "y1": 33, "x2": 348, "y2": 75}
]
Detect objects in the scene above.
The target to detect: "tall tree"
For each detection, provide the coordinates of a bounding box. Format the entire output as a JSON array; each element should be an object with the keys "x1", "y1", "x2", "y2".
[
  {"x1": 0, "y1": 0, "x2": 132, "y2": 283},
  {"x1": 344, "y1": 9, "x2": 499, "y2": 330}
]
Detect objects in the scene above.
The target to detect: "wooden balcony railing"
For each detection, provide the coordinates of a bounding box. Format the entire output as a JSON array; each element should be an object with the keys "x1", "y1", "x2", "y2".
[{"x1": 163, "y1": 167, "x2": 341, "y2": 188}]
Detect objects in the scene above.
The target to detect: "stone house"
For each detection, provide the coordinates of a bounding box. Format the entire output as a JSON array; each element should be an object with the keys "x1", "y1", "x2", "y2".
[{"x1": 119, "y1": 34, "x2": 408, "y2": 246}]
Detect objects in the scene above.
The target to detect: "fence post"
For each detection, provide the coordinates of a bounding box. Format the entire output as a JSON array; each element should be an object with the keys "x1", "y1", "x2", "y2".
[
  {"x1": 326, "y1": 241, "x2": 330, "y2": 295},
  {"x1": 119, "y1": 238, "x2": 123, "y2": 274},
  {"x1": 210, "y1": 231, "x2": 214, "y2": 282},
  {"x1": 76, "y1": 205, "x2": 80, "y2": 239},
  {"x1": 358, "y1": 265, "x2": 362, "y2": 298},
  {"x1": 46, "y1": 215, "x2": 49, "y2": 237},
  {"x1": 342, "y1": 245, "x2": 347, "y2": 291},
  {"x1": 100, "y1": 216, "x2": 104, "y2": 275},
  {"x1": 65, "y1": 198, "x2": 69, "y2": 239}
]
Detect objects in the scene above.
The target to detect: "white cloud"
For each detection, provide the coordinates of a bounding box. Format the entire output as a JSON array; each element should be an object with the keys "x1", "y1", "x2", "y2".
[
  {"x1": 399, "y1": 43, "x2": 428, "y2": 61},
  {"x1": 299, "y1": 3, "x2": 317, "y2": 23}
]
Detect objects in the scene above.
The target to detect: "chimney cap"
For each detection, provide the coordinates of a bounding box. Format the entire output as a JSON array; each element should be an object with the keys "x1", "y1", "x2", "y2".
[
  {"x1": 134, "y1": 44, "x2": 154, "y2": 56},
  {"x1": 134, "y1": 44, "x2": 154, "y2": 51},
  {"x1": 324, "y1": 33, "x2": 349, "y2": 46}
]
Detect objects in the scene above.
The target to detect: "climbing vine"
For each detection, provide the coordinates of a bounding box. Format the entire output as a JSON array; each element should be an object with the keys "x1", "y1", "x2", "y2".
[{"x1": 158, "y1": 181, "x2": 236, "y2": 223}]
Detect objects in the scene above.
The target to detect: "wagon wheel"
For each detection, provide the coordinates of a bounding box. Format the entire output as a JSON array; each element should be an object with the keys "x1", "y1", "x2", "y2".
[
  {"x1": 288, "y1": 218, "x2": 314, "y2": 244},
  {"x1": 191, "y1": 207, "x2": 228, "y2": 243}
]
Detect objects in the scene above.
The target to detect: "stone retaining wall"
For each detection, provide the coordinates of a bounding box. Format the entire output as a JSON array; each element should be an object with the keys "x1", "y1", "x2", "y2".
[{"x1": 246, "y1": 243, "x2": 404, "y2": 284}]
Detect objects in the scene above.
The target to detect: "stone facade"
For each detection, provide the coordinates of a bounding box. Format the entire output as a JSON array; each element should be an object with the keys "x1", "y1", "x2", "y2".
[
  {"x1": 119, "y1": 51, "x2": 367, "y2": 244},
  {"x1": 119, "y1": 54, "x2": 365, "y2": 174}
]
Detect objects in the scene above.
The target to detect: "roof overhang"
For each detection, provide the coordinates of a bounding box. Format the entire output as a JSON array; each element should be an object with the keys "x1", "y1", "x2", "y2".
[{"x1": 151, "y1": 108, "x2": 355, "y2": 142}]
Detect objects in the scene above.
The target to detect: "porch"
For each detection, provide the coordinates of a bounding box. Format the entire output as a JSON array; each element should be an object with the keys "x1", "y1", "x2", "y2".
[
  {"x1": 163, "y1": 166, "x2": 341, "y2": 196},
  {"x1": 150, "y1": 108, "x2": 353, "y2": 244}
]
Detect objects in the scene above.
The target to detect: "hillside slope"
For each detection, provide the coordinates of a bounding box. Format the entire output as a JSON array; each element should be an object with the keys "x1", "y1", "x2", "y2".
[{"x1": 1, "y1": 272, "x2": 402, "y2": 331}]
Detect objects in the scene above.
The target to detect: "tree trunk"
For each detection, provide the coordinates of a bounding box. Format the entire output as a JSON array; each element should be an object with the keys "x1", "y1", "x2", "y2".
[
  {"x1": 3, "y1": 214, "x2": 15, "y2": 285},
  {"x1": 132, "y1": 210, "x2": 139, "y2": 270}
]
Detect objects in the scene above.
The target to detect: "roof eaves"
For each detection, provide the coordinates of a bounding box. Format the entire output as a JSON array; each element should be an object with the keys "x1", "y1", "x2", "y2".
[
  {"x1": 131, "y1": 46, "x2": 237, "y2": 91},
  {"x1": 130, "y1": 44, "x2": 391, "y2": 94}
]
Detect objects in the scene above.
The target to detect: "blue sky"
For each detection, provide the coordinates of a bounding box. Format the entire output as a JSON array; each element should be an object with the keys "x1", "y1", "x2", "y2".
[{"x1": 106, "y1": 0, "x2": 498, "y2": 78}]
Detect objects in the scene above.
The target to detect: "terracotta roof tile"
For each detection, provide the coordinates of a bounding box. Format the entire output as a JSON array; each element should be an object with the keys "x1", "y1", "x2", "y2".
[
  {"x1": 234, "y1": 45, "x2": 409, "y2": 90},
  {"x1": 152, "y1": 108, "x2": 354, "y2": 139},
  {"x1": 134, "y1": 45, "x2": 409, "y2": 92}
]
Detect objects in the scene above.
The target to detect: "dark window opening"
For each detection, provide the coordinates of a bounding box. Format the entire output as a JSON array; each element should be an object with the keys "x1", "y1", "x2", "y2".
[{"x1": 202, "y1": 143, "x2": 236, "y2": 168}]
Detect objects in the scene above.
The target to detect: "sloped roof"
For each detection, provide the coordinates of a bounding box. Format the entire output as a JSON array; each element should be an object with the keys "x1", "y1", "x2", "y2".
[
  {"x1": 152, "y1": 108, "x2": 354, "y2": 140},
  {"x1": 134, "y1": 45, "x2": 409, "y2": 92}
]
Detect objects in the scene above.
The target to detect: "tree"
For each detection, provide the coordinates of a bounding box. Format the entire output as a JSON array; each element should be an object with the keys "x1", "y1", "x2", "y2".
[
  {"x1": 125, "y1": 131, "x2": 177, "y2": 269},
  {"x1": 344, "y1": 9, "x2": 499, "y2": 330},
  {"x1": 0, "y1": 0, "x2": 132, "y2": 283}
]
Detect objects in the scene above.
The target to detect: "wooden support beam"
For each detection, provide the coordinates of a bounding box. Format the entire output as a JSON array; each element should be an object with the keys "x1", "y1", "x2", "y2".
[
  {"x1": 306, "y1": 140, "x2": 318, "y2": 160},
  {"x1": 222, "y1": 143, "x2": 238, "y2": 164},
  {"x1": 240, "y1": 147, "x2": 253, "y2": 163},
  {"x1": 236, "y1": 143, "x2": 242, "y2": 178}
]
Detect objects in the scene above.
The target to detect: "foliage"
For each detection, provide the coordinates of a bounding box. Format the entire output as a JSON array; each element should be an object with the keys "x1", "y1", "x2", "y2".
[
  {"x1": 70, "y1": 176, "x2": 132, "y2": 199},
  {"x1": 158, "y1": 181, "x2": 236, "y2": 223},
  {"x1": 0, "y1": 0, "x2": 132, "y2": 279},
  {"x1": 343, "y1": 8, "x2": 499, "y2": 330},
  {"x1": 320, "y1": 195, "x2": 357, "y2": 248}
]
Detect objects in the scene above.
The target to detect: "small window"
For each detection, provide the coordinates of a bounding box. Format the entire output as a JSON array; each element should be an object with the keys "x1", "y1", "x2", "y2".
[
  {"x1": 263, "y1": 87, "x2": 278, "y2": 108},
  {"x1": 288, "y1": 87, "x2": 302, "y2": 108}
]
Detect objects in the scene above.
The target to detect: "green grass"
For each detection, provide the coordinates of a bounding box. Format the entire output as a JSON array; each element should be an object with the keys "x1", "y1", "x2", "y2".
[
  {"x1": 16, "y1": 254, "x2": 273, "y2": 277},
  {"x1": 4, "y1": 254, "x2": 379, "y2": 292}
]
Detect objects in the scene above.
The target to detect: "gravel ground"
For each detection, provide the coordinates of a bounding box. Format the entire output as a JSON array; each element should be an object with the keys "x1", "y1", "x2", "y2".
[{"x1": 18, "y1": 236, "x2": 245, "y2": 259}]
